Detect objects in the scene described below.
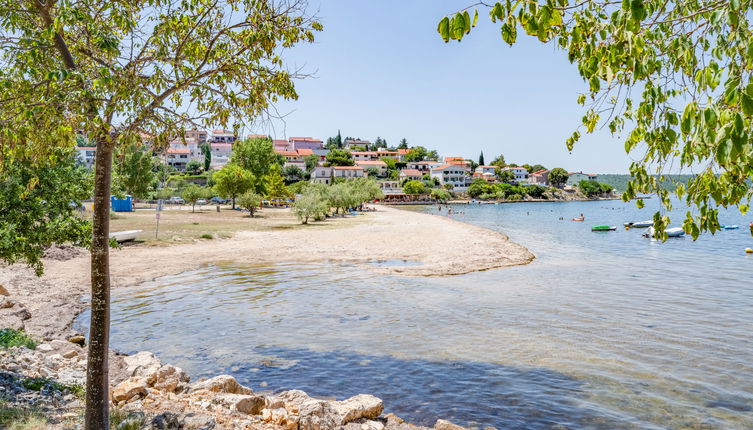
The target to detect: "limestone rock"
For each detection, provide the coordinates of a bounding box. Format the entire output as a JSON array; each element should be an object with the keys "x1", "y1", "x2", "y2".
[
  {"x1": 150, "y1": 412, "x2": 182, "y2": 429},
  {"x1": 112, "y1": 377, "x2": 148, "y2": 402},
  {"x1": 67, "y1": 335, "x2": 85, "y2": 346},
  {"x1": 124, "y1": 351, "x2": 162, "y2": 379},
  {"x1": 214, "y1": 393, "x2": 266, "y2": 415},
  {"x1": 434, "y1": 419, "x2": 467, "y2": 430},
  {"x1": 297, "y1": 398, "x2": 340, "y2": 430},
  {"x1": 333, "y1": 394, "x2": 384, "y2": 424},
  {"x1": 189, "y1": 375, "x2": 251, "y2": 395},
  {"x1": 182, "y1": 413, "x2": 216, "y2": 429},
  {"x1": 152, "y1": 365, "x2": 190, "y2": 393},
  {"x1": 36, "y1": 343, "x2": 54, "y2": 353}
]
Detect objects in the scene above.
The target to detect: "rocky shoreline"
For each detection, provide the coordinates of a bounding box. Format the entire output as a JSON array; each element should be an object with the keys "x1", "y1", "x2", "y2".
[
  {"x1": 2, "y1": 206, "x2": 521, "y2": 429},
  {"x1": 2, "y1": 290, "x2": 470, "y2": 430}
]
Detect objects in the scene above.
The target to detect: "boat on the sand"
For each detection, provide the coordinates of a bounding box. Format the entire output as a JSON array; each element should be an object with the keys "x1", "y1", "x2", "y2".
[{"x1": 109, "y1": 230, "x2": 142, "y2": 242}]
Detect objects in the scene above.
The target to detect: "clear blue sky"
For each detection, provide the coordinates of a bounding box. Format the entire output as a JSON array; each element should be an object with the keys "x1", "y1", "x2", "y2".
[{"x1": 263, "y1": 0, "x2": 635, "y2": 173}]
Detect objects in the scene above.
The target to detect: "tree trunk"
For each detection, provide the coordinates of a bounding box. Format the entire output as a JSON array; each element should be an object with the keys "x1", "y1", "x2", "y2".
[
  {"x1": 85, "y1": 141, "x2": 114, "y2": 429},
  {"x1": 232, "y1": 197, "x2": 236, "y2": 209}
]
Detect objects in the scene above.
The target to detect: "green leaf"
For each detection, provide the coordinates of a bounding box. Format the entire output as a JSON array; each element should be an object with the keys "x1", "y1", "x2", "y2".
[
  {"x1": 438, "y1": 17, "x2": 450, "y2": 42},
  {"x1": 463, "y1": 11, "x2": 472, "y2": 35},
  {"x1": 473, "y1": 9, "x2": 479, "y2": 27},
  {"x1": 716, "y1": 138, "x2": 732, "y2": 165}
]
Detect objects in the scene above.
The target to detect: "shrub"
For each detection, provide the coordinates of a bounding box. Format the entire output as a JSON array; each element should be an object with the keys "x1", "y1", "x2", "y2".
[
  {"x1": 200, "y1": 234, "x2": 213, "y2": 239},
  {"x1": 236, "y1": 190, "x2": 262, "y2": 217},
  {"x1": 0, "y1": 329, "x2": 37, "y2": 349}
]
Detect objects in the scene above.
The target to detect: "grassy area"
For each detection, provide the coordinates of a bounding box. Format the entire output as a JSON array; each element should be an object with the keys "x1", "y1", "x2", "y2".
[
  {"x1": 0, "y1": 400, "x2": 47, "y2": 430},
  {"x1": 100, "y1": 205, "x2": 367, "y2": 245},
  {"x1": 20, "y1": 377, "x2": 85, "y2": 400},
  {"x1": 0, "y1": 329, "x2": 37, "y2": 349}
]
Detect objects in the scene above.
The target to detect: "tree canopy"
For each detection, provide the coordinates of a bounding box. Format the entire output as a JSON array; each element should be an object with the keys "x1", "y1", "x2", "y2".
[
  {"x1": 231, "y1": 137, "x2": 284, "y2": 193},
  {"x1": 325, "y1": 148, "x2": 355, "y2": 166},
  {"x1": 213, "y1": 164, "x2": 254, "y2": 208},
  {"x1": 440, "y1": 0, "x2": 753, "y2": 237},
  {"x1": 113, "y1": 143, "x2": 156, "y2": 199},
  {"x1": 549, "y1": 168, "x2": 570, "y2": 187},
  {"x1": 0, "y1": 148, "x2": 91, "y2": 275}
]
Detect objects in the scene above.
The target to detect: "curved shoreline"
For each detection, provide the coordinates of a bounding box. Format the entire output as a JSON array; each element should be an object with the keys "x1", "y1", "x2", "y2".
[{"x1": 0, "y1": 206, "x2": 533, "y2": 428}]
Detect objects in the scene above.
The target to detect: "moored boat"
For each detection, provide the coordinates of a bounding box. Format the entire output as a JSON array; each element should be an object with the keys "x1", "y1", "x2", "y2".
[
  {"x1": 643, "y1": 227, "x2": 685, "y2": 238},
  {"x1": 721, "y1": 225, "x2": 739, "y2": 230},
  {"x1": 592, "y1": 226, "x2": 617, "y2": 232},
  {"x1": 624, "y1": 220, "x2": 653, "y2": 228},
  {"x1": 109, "y1": 230, "x2": 142, "y2": 242}
]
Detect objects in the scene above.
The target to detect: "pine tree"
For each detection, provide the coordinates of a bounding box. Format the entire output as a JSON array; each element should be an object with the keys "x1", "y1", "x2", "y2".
[{"x1": 479, "y1": 151, "x2": 485, "y2": 166}]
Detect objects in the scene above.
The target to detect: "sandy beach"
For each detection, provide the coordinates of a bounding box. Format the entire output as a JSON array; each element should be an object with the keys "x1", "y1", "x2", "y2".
[{"x1": 1, "y1": 206, "x2": 533, "y2": 340}]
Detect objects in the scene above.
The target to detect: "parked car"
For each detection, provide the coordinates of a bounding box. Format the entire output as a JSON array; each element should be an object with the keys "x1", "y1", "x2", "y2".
[
  {"x1": 209, "y1": 196, "x2": 226, "y2": 204},
  {"x1": 196, "y1": 199, "x2": 208, "y2": 205},
  {"x1": 167, "y1": 196, "x2": 185, "y2": 204}
]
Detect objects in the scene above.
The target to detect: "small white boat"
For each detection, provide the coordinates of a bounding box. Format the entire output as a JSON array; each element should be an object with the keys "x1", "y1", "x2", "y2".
[
  {"x1": 643, "y1": 227, "x2": 685, "y2": 238},
  {"x1": 722, "y1": 225, "x2": 739, "y2": 230},
  {"x1": 109, "y1": 230, "x2": 142, "y2": 242},
  {"x1": 624, "y1": 220, "x2": 653, "y2": 228}
]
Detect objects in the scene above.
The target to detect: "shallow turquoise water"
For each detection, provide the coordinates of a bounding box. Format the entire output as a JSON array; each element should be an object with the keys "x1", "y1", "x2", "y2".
[{"x1": 77, "y1": 199, "x2": 753, "y2": 429}]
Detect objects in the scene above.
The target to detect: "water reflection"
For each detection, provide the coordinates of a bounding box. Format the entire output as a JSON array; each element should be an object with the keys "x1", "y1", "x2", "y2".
[{"x1": 76, "y1": 199, "x2": 753, "y2": 429}]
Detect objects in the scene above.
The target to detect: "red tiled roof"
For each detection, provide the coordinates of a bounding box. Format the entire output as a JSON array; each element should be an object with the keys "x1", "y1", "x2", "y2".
[
  {"x1": 276, "y1": 150, "x2": 299, "y2": 157},
  {"x1": 333, "y1": 166, "x2": 364, "y2": 170},
  {"x1": 399, "y1": 169, "x2": 423, "y2": 177},
  {"x1": 356, "y1": 160, "x2": 387, "y2": 166},
  {"x1": 351, "y1": 151, "x2": 377, "y2": 156},
  {"x1": 289, "y1": 137, "x2": 323, "y2": 143},
  {"x1": 532, "y1": 169, "x2": 549, "y2": 175},
  {"x1": 431, "y1": 164, "x2": 453, "y2": 170},
  {"x1": 397, "y1": 149, "x2": 410, "y2": 154},
  {"x1": 167, "y1": 148, "x2": 190, "y2": 154},
  {"x1": 296, "y1": 148, "x2": 314, "y2": 156}
]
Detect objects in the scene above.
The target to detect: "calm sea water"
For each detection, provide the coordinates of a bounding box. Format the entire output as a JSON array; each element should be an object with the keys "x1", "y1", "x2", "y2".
[{"x1": 76, "y1": 199, "x2": 753, "y2": 429}]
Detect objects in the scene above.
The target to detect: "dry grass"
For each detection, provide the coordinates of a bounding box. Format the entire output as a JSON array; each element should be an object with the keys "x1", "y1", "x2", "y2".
[{"x1": 101, "y1": 205, "x2": 369, "y2": 246}]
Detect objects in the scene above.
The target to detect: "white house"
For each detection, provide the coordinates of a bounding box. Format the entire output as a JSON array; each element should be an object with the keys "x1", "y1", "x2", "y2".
[
  {"x1": 430, "y1": 164, "x2": 470, "y2": 192},
  {"x1": 290, "y1": 137, "x2": 324, "y2": 151},
  {"x1": 528, "y1": 169, "x2": 549, "y2": 186},
  {"x1": 502, "y1": 166, "x2": 529, "y2": 184},
  {"x1": 311, "y1": 166, "x2": 333, "y2": 185},
  {"x1": 333, "y1": 165, "x2": 365, "y2": 178},
  {"x1": 211, "y1": 129, "x2": 237, "y2": 144},
  {"x1": 76, "y1": 146, "x2": 97, "y2": 169},
  {"x1": 209, "y1": 143, "x2": 232, "y2": 169},
  {"x1": 406, "y1": 160, "x2": 443, "y2": 173},
  {"x1": 166, "y1": 147, "x2": 191, "y2": 170},
  {"x1": 344, "y1": 139, "x2": 371, "y2": 150},
  {"x1": 567, "y1": 171, "x2": 598, "y2": 186},
  {"x1": 356, "y1": 160, "x2": 388, "y2": 177},
  {"x1": 398, "y1": 168, "x2": 423, "y2": 181},
  {"x1": 351, "y1": 151, "x2": 378, "y2": 162},
  {"x1": 475, "y1": 165, "x2": 497, "y2": 176}
]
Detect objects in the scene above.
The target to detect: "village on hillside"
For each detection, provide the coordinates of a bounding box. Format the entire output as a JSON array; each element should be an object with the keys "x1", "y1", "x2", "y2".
[{"x1": 75, "y1": 129, "x2": 615, "y2": 204}]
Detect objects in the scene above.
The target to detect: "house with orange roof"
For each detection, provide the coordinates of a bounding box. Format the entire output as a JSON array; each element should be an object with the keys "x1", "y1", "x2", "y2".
[
  {"x1": 398, "y1": 168, "x2": 423, "y2": 181},
  {"x1": 273, "y1": 139, "x2": 290, "y2": 151},
  {"x1": 528, "y1": 169, "x2": 550, "y2": 186},
  {"x1": 355, "y1": 160, "x2": 388, "y2": 177},
  {"x1": 406, "y1": 160, "x2": 443, "y2": 173},
  {"x1": 166, "y1": 147, "x2": 191, "y2": 170}
]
